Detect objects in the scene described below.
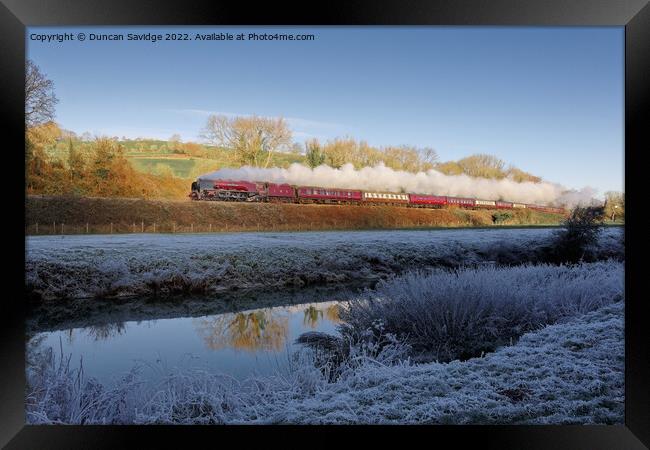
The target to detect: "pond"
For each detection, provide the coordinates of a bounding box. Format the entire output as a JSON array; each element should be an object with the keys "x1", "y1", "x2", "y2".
[{"x1": 28, "y1": 300, "x2": 343, "y2": 385}]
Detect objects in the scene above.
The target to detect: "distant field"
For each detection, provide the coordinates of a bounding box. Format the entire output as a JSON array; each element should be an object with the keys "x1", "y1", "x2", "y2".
[
  {"x1": 46, "y1": 138, "x2": 304, "y2": 180},
  {"x1": 126, "y1": 151, "x2": 304, "y2": 179},
  {"x1": 128, "y1": 156, "x2": 203, "y2": 178}
]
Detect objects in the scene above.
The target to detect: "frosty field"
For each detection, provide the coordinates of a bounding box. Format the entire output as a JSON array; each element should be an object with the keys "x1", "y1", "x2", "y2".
[
  {"x1": 25, "y1": 227, "x2": 625, "y2": 425},
  {"x1": 25, "y1": 227, "x2": 624, "y2": 301}
]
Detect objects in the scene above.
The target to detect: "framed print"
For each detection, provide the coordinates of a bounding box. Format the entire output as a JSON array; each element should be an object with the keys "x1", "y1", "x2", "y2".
[{"x1": 1, "y1": 0, "x2": 648, "y2": 448}]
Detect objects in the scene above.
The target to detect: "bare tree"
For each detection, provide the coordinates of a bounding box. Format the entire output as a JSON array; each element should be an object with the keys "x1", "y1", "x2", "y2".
[
  {"x1": 200, "y1": 114, "x2": 292, "y2": 167},
  {"x1": 417, "y1": 147, "x2": 438, "y2": 170},
  {"x1": 25, "y1": 59, "x2": 58, "y2": 127}
]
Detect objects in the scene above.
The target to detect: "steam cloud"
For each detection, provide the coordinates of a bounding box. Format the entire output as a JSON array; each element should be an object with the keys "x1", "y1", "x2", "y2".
[{"x1": 199, "y1": 163, "x2": 597, "y2": 207}]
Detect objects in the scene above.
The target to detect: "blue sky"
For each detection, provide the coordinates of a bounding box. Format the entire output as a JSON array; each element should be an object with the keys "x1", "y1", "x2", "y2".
[{"x1": 27, "y1": 26, "x2": 624, "y2": 194}]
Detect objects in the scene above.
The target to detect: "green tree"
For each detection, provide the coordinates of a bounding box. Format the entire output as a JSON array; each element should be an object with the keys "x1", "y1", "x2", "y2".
[
  {"x1": 67, "y1": 138, "x2": 85, "y2": 180},
  {"x1": 305, "y1": 139, "x2": 326, "y2": 168},
  {"x1": 92, "y1": 138, "x2": 117, "y2": 180}
]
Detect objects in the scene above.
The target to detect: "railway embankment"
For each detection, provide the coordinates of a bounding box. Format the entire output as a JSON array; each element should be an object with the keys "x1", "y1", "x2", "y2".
[{"x1": 26, "y1": 195, "x2": 566, "y2": 234}]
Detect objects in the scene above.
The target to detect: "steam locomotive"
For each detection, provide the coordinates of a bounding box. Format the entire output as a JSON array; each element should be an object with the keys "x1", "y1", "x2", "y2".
[{"x1": 189, "y1": 179, "x2": 566, "y2": 214}]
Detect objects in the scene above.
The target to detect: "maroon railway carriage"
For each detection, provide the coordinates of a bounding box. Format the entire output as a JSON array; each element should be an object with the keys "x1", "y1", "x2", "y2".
[
  {"x1": 265, "y1": 183, "x2": 296, "y2": 202},
  {"x1": 408, "y1": 194, "x2": 448, "y2": 207},
  {"x1": 297, "y1": 186, "x2": 362, "y2": 204},
  {"x1": 495, "y1": 201, "x2": 514, "y2": 209}
]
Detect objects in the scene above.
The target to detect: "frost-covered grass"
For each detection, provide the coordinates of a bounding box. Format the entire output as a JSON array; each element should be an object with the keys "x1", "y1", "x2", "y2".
[
  {"x1": 25, "y1": 300, "x2": 624, "y2": 425},
  {"x1": 339, "y1": 261, "x2": 624, "y2": 363},
  {"x1": 26, "y1": 227, "x2": 623, "y2": 301}
]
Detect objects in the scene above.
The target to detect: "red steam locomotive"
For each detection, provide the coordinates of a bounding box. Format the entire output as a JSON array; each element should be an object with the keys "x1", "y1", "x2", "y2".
[{"x1": 189, "y1": 179, "x2": 565, "y2": 214}]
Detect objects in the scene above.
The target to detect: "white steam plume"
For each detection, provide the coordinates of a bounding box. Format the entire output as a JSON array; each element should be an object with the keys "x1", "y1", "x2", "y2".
[{"x1": 199, "y1": 163, "x2": 597, "y2": 207}]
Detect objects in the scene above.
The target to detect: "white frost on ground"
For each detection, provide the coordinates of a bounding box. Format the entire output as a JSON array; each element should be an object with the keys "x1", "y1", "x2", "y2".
[
  {"x1": 269, "y1": 301, "x2": 624, "y2": 425},
  {"x1": 26, "y1": 227, "x2": 623, "y2": 300},
  {"x1": 26, "y1": 300, "x2": 624, "y2": 424}
]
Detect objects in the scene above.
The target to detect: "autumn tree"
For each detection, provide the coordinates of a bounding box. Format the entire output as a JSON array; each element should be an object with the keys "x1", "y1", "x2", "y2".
[
  {"x1": 353, "y1": 141, "x2": 382, "y2": 168},
  {"x1": 168, "y1": 134, "x2": 182, "y2": 153},
  {"x1": 25, "y1": 59, "x2": 59, "y2": 128},
  {"x1": 200, "y1": 114, "x2": 292, "y2": 167},
  {"x1": 381, "y1": 146, "x2": 422, "y2": 172},
  {"x1": 25, "y1": 121, "x2": 62, "y2": 192},
  {"x1": 434, "y1": 161, "x2": 464, "y2": 176},
  {"x1": 322, "y1": 137, "x2": 356, "y2": 168},
  {"x1": 506, "y1": 166, "x2": 542, "y2": 183},
  {"x1": 603, "y1": 191, "x2": 624, "y2": 221},
  {"x1": 457, "y1": 154, "x2": 506, "y2": 179}
]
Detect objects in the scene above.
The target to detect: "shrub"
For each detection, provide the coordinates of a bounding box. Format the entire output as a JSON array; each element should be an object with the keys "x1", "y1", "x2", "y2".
[
  {"x1": 333, "y1": 261, "x2": 623, "y2": 363},
  {"x1": 549, "y1": 206, "x2": 604, "y2": 263},
  {"x1": 492, "y1": 211, "x2": 513, "y2": 224}
]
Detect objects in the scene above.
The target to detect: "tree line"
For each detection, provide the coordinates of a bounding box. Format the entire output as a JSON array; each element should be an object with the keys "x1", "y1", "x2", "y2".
[
  {"x1": 200, "y1": 113, "x2": 542, "y2": 181},
  {"x1": 24, "y1": 59, "x2": 625, "y2": 210}
]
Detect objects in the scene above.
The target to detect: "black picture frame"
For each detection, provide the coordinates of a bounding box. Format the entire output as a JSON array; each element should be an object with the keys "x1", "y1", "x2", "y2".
[{"x1": 1, "y1": 0, "x2": 648, "y2": 448}]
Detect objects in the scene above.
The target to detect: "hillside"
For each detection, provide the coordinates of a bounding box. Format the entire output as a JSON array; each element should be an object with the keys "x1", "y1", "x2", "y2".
[{"x1": 26, "y1": 195, "x2": 565, "y2": 235}]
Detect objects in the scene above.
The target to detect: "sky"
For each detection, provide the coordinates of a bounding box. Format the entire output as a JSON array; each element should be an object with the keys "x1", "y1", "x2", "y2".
[{"x1": 27, "y1": 26, "x2": 624, "y2": 195}]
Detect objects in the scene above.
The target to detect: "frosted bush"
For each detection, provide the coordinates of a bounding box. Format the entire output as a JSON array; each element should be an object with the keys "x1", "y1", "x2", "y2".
[{"x1": 338, "y1": 261, "x2": 624, "y2": 362}]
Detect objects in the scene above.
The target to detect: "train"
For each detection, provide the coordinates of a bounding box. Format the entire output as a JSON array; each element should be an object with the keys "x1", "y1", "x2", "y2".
[{"x1": 189, "y1": 179, "x2": 566, "y2": 214}]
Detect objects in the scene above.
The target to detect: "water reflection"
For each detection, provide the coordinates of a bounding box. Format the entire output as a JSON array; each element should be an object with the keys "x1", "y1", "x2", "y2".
[
  {"x1": 194, "y1": 311, "x2": 289, "y2": 352},
  {"x1": 324, "y1": 304, "x2": 340, "y2": 323},
  {"x1": 32, "y1": 300, "x2": 345, "y2": 384},
  {"x1": 303, "y1": 306, "x2": 323, "y2": 328},
  {"x1": 194, "y1": 303, "x2": 342, "y2": 352},
  {"x1": 63, "y1": 322, "x2": 129, "y2": 343},
  {"x1": 86, "y1": 322, "x2": 128, "y2": 341}
]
